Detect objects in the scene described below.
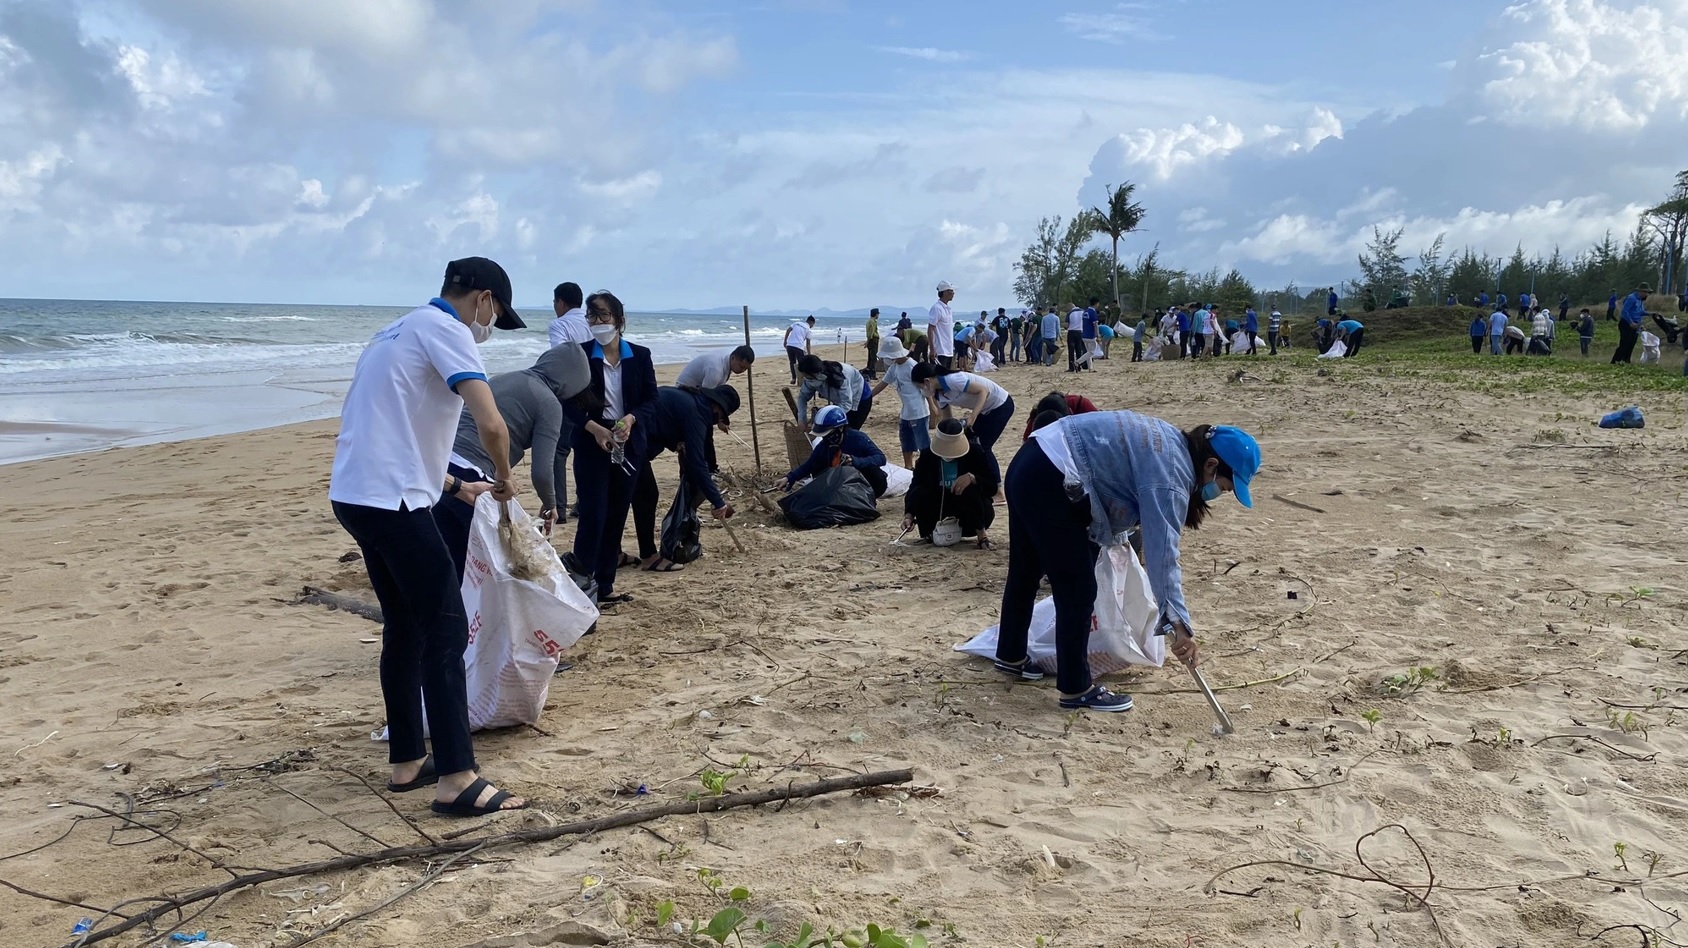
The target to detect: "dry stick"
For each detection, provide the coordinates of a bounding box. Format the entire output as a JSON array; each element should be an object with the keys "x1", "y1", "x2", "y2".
[
  {"x1": 0, "y1": 876, "x2": 121, "y2": 918},
  {"x1": 266, "y1": 778, "x2": 396, "y2": 851},
  {"x1": 1598, "y1": 697, "x2": 1688, "y2": 712},
  {"x1": 1439, "y1": 668, "x2": 1573, "y2": 695},
  {"x1": 329, "y1": 766, "x2": 440, "y2": 846},
  {"x1": 721, "y1": 520, "x2": 749, "y2": 554},
  {"x1": 1532, "y1": 734, "x2": 1658, "y2": 763},
  {"x1": 66, "y1": 801, "x2": 249, "y2": 879},
  {"x1": 1271, "y1": 493, "x2": 1327, "y2": 514},
  {"x1": 1221, "y1": 750, "x2": 1380, "y2": 795},
  {"x1": 289, "y1": 843, "x2": 486, "y2": 947},
  {"x1": 74, "y1": 768, "x2": 913, "y2": 946}
]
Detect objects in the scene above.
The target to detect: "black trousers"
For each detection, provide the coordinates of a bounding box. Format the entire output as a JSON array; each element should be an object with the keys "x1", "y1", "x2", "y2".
[
  {"x1": 996, "y1": 443, "x2": 1101, "y2": 695},
  {"x1": 1612, "y1": 322, "x2": 1639, "y2": 363},
  {"x1": 786, "y1": 345, "x2": 804, "y2": 383},
  {"x1": 1131, "y1": 339, "x2": 1143, "y2": 362},
  {"x1": 910, "y1": 482, "x2": 994, "y2": 538},
  {"x1": 1471, "y1": 336, "x2": 1484, "y2": 354},
  {"x1": 1245, "y1": 331, "x2": 1259, "y2": 355},
  {"x1": 1580, "y1": 336, "x2": 1592, "y2": 356},
  {"x1": 1268, "y1": 331, "x2": 1280, "y2": 354},
  {"x1": 1345, "y1": 328, "x2": 1365, "y2": 356},
  {"x1": 332, "y1": 501, "x2": 477, "y2": 776},
  {"x1": 573, "y1": 444, "x2": 640, "y2": 598},
  {"x1": 1067, "y1": 329, "x2": 1085, "y2": 370},
  {"x1": 431, "y1": 462, "x2": 492, "y2": 582}
]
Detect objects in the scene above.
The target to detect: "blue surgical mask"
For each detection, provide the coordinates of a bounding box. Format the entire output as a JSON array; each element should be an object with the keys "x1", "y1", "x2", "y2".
[{"x1": 1200, "y1": 480, "x2": 1221, "y2": 502}]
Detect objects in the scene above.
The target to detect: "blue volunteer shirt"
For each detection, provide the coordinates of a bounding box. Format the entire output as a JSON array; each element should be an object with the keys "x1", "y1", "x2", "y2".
[
  {"x1": 1336, "y1": 319, "x2": 1363, "y2": 334},
  {"x1": 1621, "y1": 292, "x2": 1646, "y2": 328},
  {"x1": 1082, "y1": 308, "x2": 1098, "y2": 339},
  {"x1": 1470, "y1": 318, "x2": 1486, "y2": 337},
  {"x1": 1244, "y1": 309, "x2": 1259, "y2": 333}
]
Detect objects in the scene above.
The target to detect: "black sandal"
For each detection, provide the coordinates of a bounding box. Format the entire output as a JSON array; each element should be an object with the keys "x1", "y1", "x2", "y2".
[
  {"x1": 642, "y1": 558, "x2": 685, "y2": 572},
  {"x1": 387, "y1": 757, "x2": 438, "y2": 793},
  {"x1": 600, "y1": 593, "x2": 635, "y2": 605},
  {"x1": 430, "y1": 777, "x2": 528, "y2": 818}
]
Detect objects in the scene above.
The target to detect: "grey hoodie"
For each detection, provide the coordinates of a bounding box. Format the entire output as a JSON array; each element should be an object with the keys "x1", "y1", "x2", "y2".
[{"x1": 451, "y1": 345, "x2": 591, "y2": 511}]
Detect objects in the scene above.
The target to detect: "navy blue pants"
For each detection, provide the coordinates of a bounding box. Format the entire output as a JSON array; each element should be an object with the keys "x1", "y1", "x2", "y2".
[
  {"x1": 332, "y1": 501, "x2": 477, "y2": 776},
  {"x1": 573, "y1": 445, "x2": 640, "y2": 599},
  {"x1": 969, "y1": 397, "x2": 1016, "y2": 451},
  {"x1": 997, "y1": 442, "x2": 1101, "y2": 695}
]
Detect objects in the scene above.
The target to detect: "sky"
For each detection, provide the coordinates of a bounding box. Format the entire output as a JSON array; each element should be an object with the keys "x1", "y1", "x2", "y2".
[{"x1": 1, "y1": 0, "x2": 1685, "y2": 311}]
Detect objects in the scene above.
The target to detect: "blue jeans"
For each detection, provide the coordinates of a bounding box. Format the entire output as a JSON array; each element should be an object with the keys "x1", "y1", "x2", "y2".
[
  {"x1": 898, "y1": 417, "x2": 932, "y2": 454},
  {"x1": 1490, "y1": 334, "x2": 1502, "y2": 355},
  {"x1": 1043, "y1": 336, "x2": 1059, "y2": 365},
  {"x1": 332, "y1": 501, "x2": 477, "y2": 776},
  {"x1": 1027, "y1": 335, "x2": 1042, "y2": 364},
  {"x1": 1010, "y1": 334, "x2": 1022, "y2": 361},
  {"x1": 969, "y1": 397, "x2": 1016, "y2": 451},
  {"x1": 996, "y1": 443, "x2": 1101, "y2": 695}
]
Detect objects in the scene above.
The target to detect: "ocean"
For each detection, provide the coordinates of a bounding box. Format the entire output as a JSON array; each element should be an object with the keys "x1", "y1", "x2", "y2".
[{"x1": 0, "y1": 298, "x2": 870, "y2": 465}]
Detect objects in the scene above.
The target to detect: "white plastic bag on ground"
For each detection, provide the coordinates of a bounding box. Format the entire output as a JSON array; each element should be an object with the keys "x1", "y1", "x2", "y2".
[
  {"x1": 1317, "y1": 340, "x2": 1348, "y2": 359},
  {"x1": 954, "y1": 541, "x2": 1164, "y2": 676},
  {"x1": 974, "y1": 349, "x2": 996, "y2": 373},
  {"x1": 1641, "y1": 331, "x2": 1661, "y2": 363},
  {"x1": 882, "y1": 463, "x2": 912, "y2": 498},
  {"x1": 459, "y1": 496, "x2": 598, "y2": 730},
  {"x1": 1229, "y1": 331, "x2": 1250, "y2": 353}
]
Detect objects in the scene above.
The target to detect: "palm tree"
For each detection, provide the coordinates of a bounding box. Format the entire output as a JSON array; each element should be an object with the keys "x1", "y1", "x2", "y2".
[{"x1": 1091, "y1": 182, "x2": 1146, "y2": 308}]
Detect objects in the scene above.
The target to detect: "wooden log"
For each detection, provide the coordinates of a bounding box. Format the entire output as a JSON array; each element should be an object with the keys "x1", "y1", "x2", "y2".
[{"x1": 73, "y1": 768, "x2": 915, "y2": 945}]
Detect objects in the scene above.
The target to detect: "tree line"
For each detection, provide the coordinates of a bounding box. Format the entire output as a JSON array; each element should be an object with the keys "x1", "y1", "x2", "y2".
[{"x1": 1013, "y1": 171, "x2": 1688, "y2": 316}]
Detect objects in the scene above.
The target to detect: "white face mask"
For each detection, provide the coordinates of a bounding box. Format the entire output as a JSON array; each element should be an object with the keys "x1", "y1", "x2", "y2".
[
  {"x1": 470, "y1": 298, "x2": 494, "y2": 345},
  {"x1": 590, "y1": 323, "x2": 620, "y2": 346}
]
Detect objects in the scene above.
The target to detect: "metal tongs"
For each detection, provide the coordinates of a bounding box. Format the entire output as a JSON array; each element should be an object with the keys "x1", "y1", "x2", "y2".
[{"x1": 1157, "y1": 616, "x2": 1234, "y2": 734}]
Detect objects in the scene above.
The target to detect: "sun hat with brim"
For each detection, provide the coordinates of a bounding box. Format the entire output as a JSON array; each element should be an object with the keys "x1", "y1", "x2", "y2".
[
  {"x1": 879, "y1": 337, "x2": 909, "y2": 359},
  {"x1": 932, "y1": 419, "x2": 970, "y2": 460},
  {"x1": 812, "y1": 405, "x2": 849, "y2": 432},
  {"x1": 444, "y1": 256, "x2": 524, "y2": 329},
  {"x1": 701, "y1": 384, "x2": 740, "y2": 420},
  {"x1": 1208, "y1": 426, "x2": 1261, "y2": 508}
]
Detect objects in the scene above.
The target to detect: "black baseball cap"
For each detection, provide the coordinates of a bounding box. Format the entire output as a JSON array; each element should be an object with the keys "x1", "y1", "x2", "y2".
[{"x1": 444, "y1": 257, "x2": 524, "y2": 330}]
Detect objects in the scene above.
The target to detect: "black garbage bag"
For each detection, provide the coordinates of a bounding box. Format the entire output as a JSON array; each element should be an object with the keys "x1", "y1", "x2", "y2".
[
  {"x1": 660, "y1": 477, "x2": 704, "y2": 564},
  {"x1": 778, "y1": 466, "x2": 882, "y2": 530},
  {"x1": 558, "y1": 550, "x2": 599, "y2": 605}
]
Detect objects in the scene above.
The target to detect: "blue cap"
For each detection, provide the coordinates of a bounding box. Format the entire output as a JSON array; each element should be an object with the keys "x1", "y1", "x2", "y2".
[
  {"x1": 813, "y1": 405, "x2": 849, "y2": 432},
  {"x1": 1209, "y1": 426, "x2": 1261, "y2": 508}
]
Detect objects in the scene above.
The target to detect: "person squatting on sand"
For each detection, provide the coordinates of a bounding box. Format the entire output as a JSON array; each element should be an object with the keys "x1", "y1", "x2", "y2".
[
  {"x1": 327, "y1": 256, "x2": 529, "y2": 817},
  {"x1": 772, "y1": 405, "x2": 889, "y2": 498},
  {"x1": 992, "y1": 411, "x2": 1261, "y2": 713},
  {"x1": 904, "y1": 418, "x2": 1000, "y2": 550},
  {"x1": 568, "y1": 291, "x2": 658, "y2": 609}
]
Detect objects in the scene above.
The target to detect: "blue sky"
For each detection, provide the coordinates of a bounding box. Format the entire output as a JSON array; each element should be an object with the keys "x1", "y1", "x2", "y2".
[{"x1": 1, "y1": 0, "x2": 1683, "y2": 310}]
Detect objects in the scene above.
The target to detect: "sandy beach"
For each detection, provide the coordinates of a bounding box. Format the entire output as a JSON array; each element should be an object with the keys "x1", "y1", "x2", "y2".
[{"x1": 3, "y1": 345, "x2": 1687, "y2": 948}]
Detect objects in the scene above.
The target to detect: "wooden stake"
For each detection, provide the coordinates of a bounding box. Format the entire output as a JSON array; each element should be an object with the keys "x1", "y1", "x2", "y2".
[{"x1": 743, "y1": 305, "x2": 762, "y2": 473}]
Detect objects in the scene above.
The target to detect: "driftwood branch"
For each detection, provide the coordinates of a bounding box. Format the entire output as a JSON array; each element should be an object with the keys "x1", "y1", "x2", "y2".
[
  {"x1": 73, "y1": 768, "x2": 913, "y2": 945},
  {"x1": 296, "y1": 585, "x2": 383, "y2": 623}
]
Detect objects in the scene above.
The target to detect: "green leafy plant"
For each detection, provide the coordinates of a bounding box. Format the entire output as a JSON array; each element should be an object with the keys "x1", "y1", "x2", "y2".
[
  {"x1": 1361, "y1": 709, "x2": 1382, "y2": 731},
  {"x1": 1379, "y1": 665, "x2": 1439, "y2": 697},
  {"x1": 1615, "y1": 841, "x2": 1630, "y2": 871}
]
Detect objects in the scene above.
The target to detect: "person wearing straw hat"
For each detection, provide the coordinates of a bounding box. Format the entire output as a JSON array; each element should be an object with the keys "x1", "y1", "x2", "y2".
[
  {"x1": 992, "y1": 411, "x2": 1261, "y2": 713},
  {"x1": 869, "y1": 335, "x2": 931, "y2": 470},
  {"x1": 903, "y1": 418, "x2": 1000, "y2": 550}
]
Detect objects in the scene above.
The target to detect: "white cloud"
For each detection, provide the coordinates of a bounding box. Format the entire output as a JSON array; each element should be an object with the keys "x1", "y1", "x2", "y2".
[
  {"x1": 1469, "y1": 0, "x2": 1688, "y2": 130},
  {"x1": 1060, "y1": 4, "x2": 1163, "y2": 44},
  {"x1": 875, "y1": 46, "x2": 968, "y2": 63}
]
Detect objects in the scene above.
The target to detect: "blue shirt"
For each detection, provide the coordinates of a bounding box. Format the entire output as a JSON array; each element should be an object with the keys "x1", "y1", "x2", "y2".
[
  {"x1": 1336, "y1": 319, "x2": 1363, "y2": 334},
  {"x1": 1488, "y1": 311, "x2": 1508, "y2": 335},
  {"x1": 1041, "y1": 312, "x2": 1061, "y2": 339},
  {"x1": 1327, "y1": 292, "x2": 1338, "y2": 308},
  {"x1": 1037, "y1": 411, "x2": 1201, "y2": 626},
  {"x1": 1082, "y1": 309, "x2": 1098, "y2": 339},
  {"x1": 1176, "y1": 311, "x2": 1191, "y2": 332},
  {"x1": 1133, "y1": 320, "x2": 1147, "y2": 340},
  {"x1": 1268, "y1": 312, "x2": 1281, "y2": 332},
  {"x1": 1621, "y1": 292, "x2": 1646, "y2": 328},
  {"x1": 1244, "y1": 309, "x2": 1258, "y2": 333},
  {"x1": 1479, "y1": 293, "x2": 1490, "y2": 306},
  {"x1": 1470, "y1": 318, "x2": 1487, "y2": 337},
  {"x1": 786, "y1": 429, "x2": 886, "y2": 483}
]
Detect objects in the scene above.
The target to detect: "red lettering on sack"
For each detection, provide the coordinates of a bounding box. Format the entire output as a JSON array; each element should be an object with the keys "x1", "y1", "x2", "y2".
[
  {"x1": 532, "y1": 629, "x2": 561, "y2": 657},
  {"x1": 467, "y1": 612, "x2": 483, "y2": 645}
]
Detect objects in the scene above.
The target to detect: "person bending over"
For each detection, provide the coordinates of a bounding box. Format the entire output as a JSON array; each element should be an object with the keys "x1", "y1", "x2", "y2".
[{"x1": 772, "y1": 406, "x2": 888, "y2": 497}]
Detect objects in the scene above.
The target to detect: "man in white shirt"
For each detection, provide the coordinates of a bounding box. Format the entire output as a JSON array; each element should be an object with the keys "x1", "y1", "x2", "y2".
[
  {"x1": 928, "y1": 281, "x2": 956, "y2": 369},
  {"x1": 675, "y1": 345, "x2": 756, "y2": 473},
  {"x1": 547, "y1": 282, "x2": 590, "y2": 348},
  {"x1": 328, "y1": 256, "x2": 529, "y2": 818},
  {"x1": 783, "y1": 316, "x2": 815, "y2": 384}
]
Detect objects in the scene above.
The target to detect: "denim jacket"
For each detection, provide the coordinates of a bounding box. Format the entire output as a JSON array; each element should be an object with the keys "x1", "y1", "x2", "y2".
[{"x1": 1062, "y1": 411, "x2": 1195, "y2": 626}]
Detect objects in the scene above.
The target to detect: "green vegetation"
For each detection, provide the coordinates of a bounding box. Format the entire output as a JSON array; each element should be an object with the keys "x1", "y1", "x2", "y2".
[{"x1": 650, "y1": 879, "x2": 933, "y2": 948}]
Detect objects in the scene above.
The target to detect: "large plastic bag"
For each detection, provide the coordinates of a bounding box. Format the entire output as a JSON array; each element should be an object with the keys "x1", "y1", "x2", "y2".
[
  {"x1": 460, "y1": 496, "x2": 598, "y2": 730},
  {"x1": 974, "y1": 349, "x2": 996, "y2": 373},
  {"x1": 1230, "y1": 331, "x2": 1250, "y2": 353},
  {"x1": 660, "y1": 476, "x2": 704, "y2": 564},
  {"x1": 881, "y1": 463, "x2": 913, "y2": 498},
  {"x1": 778, "y1": 466, "x2": 881, "y2": 529},
  {"x1": 1317, "y1": 340, "x2": 1348, "y2": 359},
  {"x1": 954, "y1": 542, "x2": 1164, "y2": 676}
]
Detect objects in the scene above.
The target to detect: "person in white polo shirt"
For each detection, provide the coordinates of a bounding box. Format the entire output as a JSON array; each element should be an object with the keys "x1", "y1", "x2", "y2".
[
  {"x1": 328, "y1": 256, "x2": 530, "y2": 819},
  {"x1": 783, "y1": 315, "x2": 815, "y2": 384},
  {"x1": 546, "y1": 281, "x2": 591, "y2": 521},
  {"x1": 928, "y1": 281, "x2": 956, "y2": 369}
]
